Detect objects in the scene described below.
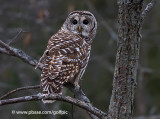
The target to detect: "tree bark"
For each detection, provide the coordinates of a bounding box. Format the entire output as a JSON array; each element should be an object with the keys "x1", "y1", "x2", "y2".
[{"x1": 108, "y1": 0, "x2": 143, "y2": 119}]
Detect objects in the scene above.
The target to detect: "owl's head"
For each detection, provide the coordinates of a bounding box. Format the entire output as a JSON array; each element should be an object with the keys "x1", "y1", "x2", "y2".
[{"x1": 62, "y1": 11, "x2": 97, "y2": 40}]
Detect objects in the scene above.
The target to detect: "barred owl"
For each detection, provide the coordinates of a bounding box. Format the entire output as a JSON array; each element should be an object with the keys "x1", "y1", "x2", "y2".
[{"x1": 37, "y1": 11, "x2": 97, "y2": 103}]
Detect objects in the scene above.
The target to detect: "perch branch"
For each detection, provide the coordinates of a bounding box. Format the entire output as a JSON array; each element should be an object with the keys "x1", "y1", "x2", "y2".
[
  {"x1": 64, "y1": 83, "x2": 99, "y2": 119},
  {"x1": 0, "y1": 94, "x2": 107, "y2": 118},
  {"x1": 0, "y1": 40, "x2": 104, "y2": 119}
]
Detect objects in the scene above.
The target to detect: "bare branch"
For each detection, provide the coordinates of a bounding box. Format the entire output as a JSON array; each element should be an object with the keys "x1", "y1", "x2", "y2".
[
  {"x1": 0, "y1": 40, "x2": 105, "y2": 119},
  {"x1": 0, "y1": 48, "x2": 10, "y2": 55},
  {"x1": 0, "y1": 94, "x2": 107, "y2": 118},
  {"x1": 0, "y1": 40, "x2": 43, "y2": 69},
  {"x1": 0, "y1": 82, "x2": 101, "y2": 119},
  {"x1": 0, "y1": 85, "x2": 41, "y2": 100},
  {"x1": 64, "y1": 83, "x2": 99, "y2": 119},
  {"x1": 141, "y1": 0, "x2": 157, "y2": 22},
  {"x1": 0, "y1": 40, "x2": 11, "y2": 51}
]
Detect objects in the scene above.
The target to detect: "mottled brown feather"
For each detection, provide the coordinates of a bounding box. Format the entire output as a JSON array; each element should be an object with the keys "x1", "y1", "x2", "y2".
[{"x1": 40, "y1": 30, "x2": 91, "y2": 96}]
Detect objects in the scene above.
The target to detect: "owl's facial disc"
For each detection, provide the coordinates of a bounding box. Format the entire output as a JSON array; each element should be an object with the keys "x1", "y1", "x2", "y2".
[
  {"x1": 69, "y1": 15, "x2": 94, "y2": 38},
  {"x1": 62, "y1": 11, "x2": 97, "y2": 39}
]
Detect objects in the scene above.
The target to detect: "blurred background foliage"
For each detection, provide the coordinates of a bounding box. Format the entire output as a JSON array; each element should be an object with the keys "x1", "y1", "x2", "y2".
[{"x1": 0, "y1": 0, "x2": 160, "y2": 119}]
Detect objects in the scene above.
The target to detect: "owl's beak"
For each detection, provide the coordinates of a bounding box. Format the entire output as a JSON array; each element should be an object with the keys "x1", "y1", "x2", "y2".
[{"x1": 78, "y1": 26, "x2": 82, "y2": 32}]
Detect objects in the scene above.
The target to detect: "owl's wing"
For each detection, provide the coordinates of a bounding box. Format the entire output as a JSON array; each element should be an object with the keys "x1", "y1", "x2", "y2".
[{"x1": 41, "y1": 31, "x2": 89, "y2": 95}]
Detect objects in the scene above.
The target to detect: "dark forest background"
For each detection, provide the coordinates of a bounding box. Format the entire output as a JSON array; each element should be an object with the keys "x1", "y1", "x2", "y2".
[{"x1": 0, "y1": 0, "x2": 160, "y2": 119}]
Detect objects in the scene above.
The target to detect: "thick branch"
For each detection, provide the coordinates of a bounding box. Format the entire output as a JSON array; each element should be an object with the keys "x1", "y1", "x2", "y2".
[
  {"x1": 0, "y1": 48, "x2": 10, "y2": 55},
  {"x1": 0, "y1": 94, "x2": 107, "y2": 118}
]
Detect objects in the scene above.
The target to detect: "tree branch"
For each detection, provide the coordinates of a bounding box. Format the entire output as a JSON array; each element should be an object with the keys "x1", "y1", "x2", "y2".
[
  {"x1": 0, "y1": 47, "x2": 10, "y2": 55},
  {"x1": 0, "y1": 40, "x2": 43, "y2": 69},
  {"x1": 0, "y1": 94, "x2": 107, "y2": 118},
  {"x1": 0, "y1": 85, "x2": 41, "y2": 100},
  {"x1": 64, "y1": 83, "x2": 100, "y2": 119},
  {"x1": 8, "y1": 28, "x2": 24, "y2": 45},
  {"x1": 141, "y1": 0, "x2": 157, "y2": 22},
  {"x1": 0, "y1": 40, "x2": 106, "y2": 119}
]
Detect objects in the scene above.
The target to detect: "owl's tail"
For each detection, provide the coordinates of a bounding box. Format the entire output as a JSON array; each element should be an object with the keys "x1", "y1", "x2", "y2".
[
  {"x1": 42, "y1": 85, "x2": 56, "y2": 103},
  {"x1": 41, "y1": 77, "x2": 62, "y2": 103}
]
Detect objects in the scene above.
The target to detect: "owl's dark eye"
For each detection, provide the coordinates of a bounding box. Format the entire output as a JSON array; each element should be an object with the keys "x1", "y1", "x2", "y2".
[
  {"x1": 83, "y1": 19, "x2": 89, "y2": 25},
  {"x1": 72, "y1": 19, "x2": 78, "y2": 25}
]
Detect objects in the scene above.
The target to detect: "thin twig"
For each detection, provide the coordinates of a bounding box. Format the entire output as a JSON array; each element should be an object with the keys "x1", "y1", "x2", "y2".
[
  {"x1": 0, "y1": 85, "x2": 41, "y2": 100},
  {"x1": 0, "y1": 94, "x2": 107, "y2": 118},
  {"x1": 141, "y1": 0, "x2": 157, "y2": 22},
  {"x1": 8, "y1": 29, "x2": 23, "y2": 45}
]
